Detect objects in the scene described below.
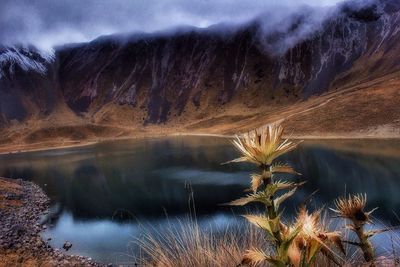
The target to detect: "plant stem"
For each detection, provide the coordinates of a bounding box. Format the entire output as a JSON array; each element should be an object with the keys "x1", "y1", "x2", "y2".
[
  {"x1": 262, "y1": 165, "x2": 282, "y2": 246},
  {"x1": 354, "y1": 224, "x2": 375, "y2": 266}
]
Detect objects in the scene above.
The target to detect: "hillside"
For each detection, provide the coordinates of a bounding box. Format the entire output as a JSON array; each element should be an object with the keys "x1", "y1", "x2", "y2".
[{"x1": 0, "y1": 0, "x2": 399, "y2": 152}]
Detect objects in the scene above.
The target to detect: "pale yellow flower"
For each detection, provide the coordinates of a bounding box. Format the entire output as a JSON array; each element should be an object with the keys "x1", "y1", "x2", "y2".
[{"x1": 228, "y1": 122, "x2": 300, "y2": 167}]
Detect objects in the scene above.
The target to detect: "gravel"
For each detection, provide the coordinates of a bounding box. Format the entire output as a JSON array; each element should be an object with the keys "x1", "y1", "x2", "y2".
[{"x1": 0, "y1": 178, "x2": 106, "y2": 266}]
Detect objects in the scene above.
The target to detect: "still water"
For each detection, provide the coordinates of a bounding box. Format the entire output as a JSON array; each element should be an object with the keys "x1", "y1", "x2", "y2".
[{"x1": 0, "y1": 137, "x2": 399, "y2": 263}]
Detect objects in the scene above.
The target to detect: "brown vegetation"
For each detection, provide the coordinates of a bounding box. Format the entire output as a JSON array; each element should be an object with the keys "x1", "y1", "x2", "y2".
[
  {"x1": 1, "y1": 71, "x2": 399, "y2": 155},
  {"x1": 137, "y1": 123, "x2": 399, "y2": 267}
]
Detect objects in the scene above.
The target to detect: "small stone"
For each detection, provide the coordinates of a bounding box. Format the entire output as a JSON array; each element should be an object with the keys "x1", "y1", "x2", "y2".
[
  {"x1": 63, "y1": 241, "x2": 72, "y2": 251},
  {"x1": 47, "y1": 260, "x2": 57, "y2": 266}
]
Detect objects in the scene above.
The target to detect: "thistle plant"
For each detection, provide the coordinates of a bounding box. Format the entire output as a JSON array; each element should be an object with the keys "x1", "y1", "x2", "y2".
[
  {"x1": 242, "y1": 224, "x2": 302, "y2": 266},
  {"x1": 332, "y1": 194, "x2": 381, "y2": 265},
  {"x1": 287, "y1": 208, "x2": 344, "y2": 266},
  {"x1": 241, "y1": 208, "x2": 345, "y2": 266},
  {"x1": 226, "y1": 122, "x2": 305, "y2": 265},
  {"x1": 226, "y1": 122, "x2": 301, "y2": 245}
]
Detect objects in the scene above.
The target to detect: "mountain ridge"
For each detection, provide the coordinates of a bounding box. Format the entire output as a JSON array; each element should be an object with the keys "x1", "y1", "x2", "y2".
[{"x1": 0, "y1": 0, "x2": 399, "y2": 151}]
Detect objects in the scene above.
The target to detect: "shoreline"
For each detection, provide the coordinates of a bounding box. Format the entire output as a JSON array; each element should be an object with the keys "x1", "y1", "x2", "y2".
[
  {"x1": 0, "y1": 130, "x2": 397, "y2": 163},
  {"x1": 0, "y1": 131, "x2": 400, "y2": 156},
  {"x1": 0, "y1": 177, "x2": 104, "y2": 267}
]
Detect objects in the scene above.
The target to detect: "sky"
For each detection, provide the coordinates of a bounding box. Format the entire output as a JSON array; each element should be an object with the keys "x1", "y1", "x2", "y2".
[{"x1": 0, "y1": 0, "x2": 366, "y2": 50}]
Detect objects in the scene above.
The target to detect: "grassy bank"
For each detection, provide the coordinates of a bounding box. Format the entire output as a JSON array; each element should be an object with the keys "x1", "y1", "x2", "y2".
[{"x1": 134, "y1": 215, "x2": 399, "y2": 267}]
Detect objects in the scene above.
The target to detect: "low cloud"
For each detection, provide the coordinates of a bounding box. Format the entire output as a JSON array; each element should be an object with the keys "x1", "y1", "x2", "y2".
[{"x1": 0, "y1": 0, "x2": 374, "y2": 51}]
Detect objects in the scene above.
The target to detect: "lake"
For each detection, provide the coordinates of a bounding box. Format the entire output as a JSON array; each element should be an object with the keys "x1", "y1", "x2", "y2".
[{"x1": 0, "y1": 137, "x2": 399, "y2": 264}]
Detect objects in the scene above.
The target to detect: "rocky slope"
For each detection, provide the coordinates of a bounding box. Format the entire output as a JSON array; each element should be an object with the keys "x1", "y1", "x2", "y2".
[
  {"x1": 0, "y1": 46, "x2": 57, "y2": 123},
  {"x1": 0, "y1": 0, "x2": 399, "y2": 148},
  {"x1": 0, "y1": 177, "x2": 103, "y2": 266}
]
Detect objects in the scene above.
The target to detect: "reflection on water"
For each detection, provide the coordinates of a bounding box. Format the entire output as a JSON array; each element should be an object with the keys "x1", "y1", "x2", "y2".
[
  {"x1": 0, "y1": 137, "x2": 399, "y2": 263},
  {"x1": 40, "y1": 211, "x2": 237, "y2": 264}
]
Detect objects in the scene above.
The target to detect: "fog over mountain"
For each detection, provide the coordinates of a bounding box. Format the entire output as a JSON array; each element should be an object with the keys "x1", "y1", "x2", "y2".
[
  {"x1": 3, "y1": 3, "x2": 400, "y2": 267},
  {"x1": 1, "y1": 0, "x2": 370, "y2": 51},
  {"x1": 1, "y1": 0, "x2": 400, "y2": 151}
]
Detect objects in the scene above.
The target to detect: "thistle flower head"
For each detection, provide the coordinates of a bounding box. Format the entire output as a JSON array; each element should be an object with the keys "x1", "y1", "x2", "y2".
[
  {"x1": 292, "y1": 208, "x2": 326, "y2": 246},
  {"x1": 228, "y1": 122, "x2": 300, "y2": 167},
  {"x1": 287, "y1": 208, "x2": 345, "y2": 266},
  {"x1": 332, "y1": 194, "x2": 376, "y2": 225}
]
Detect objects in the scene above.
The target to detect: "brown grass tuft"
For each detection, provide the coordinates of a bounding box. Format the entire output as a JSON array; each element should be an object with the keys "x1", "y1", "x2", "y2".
[{"x1": 135, "y1": 219, "x2": 270, "y2": 267}]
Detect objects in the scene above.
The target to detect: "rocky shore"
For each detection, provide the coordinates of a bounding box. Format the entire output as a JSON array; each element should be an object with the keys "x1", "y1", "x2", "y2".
[{"x1": 0, "y1": 177, "x2": 105, "y2": 267}]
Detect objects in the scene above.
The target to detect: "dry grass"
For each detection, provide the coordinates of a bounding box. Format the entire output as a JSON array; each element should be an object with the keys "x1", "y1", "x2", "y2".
[
  {"x1": 1, "y1": 72, "x2": 400, "y2": 155},
  {"x1": 134, "y1": 212, "x2": 400, "y2": 267},
  {"x1": 0, "y1": 178, "x2": 23, "y2": 210},
  {"x1": 134, "y1": 218, "x2": 270, "y2": 267}
]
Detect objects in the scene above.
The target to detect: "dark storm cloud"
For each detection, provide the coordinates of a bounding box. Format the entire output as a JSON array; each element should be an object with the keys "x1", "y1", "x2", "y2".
[{"x1": 0, "y1": 0, "x2": 372, "y2": 50}]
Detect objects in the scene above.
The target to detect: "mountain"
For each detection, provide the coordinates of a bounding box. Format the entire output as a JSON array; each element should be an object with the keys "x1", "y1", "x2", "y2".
[
  {"x1": 0, "y1": 0, "x2": 400, "y2": 151},
  {"x1": 0, "y1": 46, "x2": 56, "y2": 121}
]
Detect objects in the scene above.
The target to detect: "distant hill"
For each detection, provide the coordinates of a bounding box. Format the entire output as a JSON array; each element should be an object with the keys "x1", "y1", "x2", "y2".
[{"x1": 1, "y1": 0, "x2": 399, "y2": 151}]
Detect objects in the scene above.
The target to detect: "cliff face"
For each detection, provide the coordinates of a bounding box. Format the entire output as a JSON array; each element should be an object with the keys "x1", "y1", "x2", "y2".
[
  {"x1": 0, "y1": 0, "x2": 399, "y2": 132},
  {"x1": 0, "y1": 46, "x2": 57, "y2": 124}
]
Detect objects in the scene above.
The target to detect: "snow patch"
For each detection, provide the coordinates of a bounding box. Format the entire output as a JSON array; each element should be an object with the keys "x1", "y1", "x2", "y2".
[{"x1": 0, "y1": 46, "x2": 54, "y2": 79}]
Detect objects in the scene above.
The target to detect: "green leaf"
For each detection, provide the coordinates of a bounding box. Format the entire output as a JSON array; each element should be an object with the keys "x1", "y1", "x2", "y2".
[
  {"x1": 226, "y1": 191, "x2": 271, "y2": 206},
  {"x1": 269, "y1": 214, "x2": 282, "y2": 233},
  {"x1": 278, "y1": 225, "x2": 302, "y2": 260},
  {"x1": 243, "y1": 215, "x2": 274, "y2": 236},
  {"x1": 269, "y1": 180, "x2": 306, "y2": 194},
  {"x1": 307, "y1": 239, "x2": 322, "y2": 264}
]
